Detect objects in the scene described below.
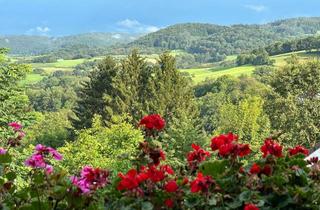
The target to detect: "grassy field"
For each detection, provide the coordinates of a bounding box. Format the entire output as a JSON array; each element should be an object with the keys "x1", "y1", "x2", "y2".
[
  {"x1": 181, "y1": 50, "x2": 320, "y2": 83},
  {"x1": 181, "y1": 65, "x2": 255, "y2": 83},
  {"x1": 20, "y1": 50, "x2": 320, "y2": 85}
]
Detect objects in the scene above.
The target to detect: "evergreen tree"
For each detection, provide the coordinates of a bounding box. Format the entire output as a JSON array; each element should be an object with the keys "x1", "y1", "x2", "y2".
[
  {"x1": 71, "y1": 56, "x2": 117, "y2": 129},
  {"x1": 71, "y1": 51, "x2": 197, "y2": 130}
]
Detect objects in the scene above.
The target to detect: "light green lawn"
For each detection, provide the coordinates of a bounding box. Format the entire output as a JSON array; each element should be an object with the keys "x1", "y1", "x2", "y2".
[
  {"x1": 21, "y1": 74, "x2": 45, "y2": 85},
  {"x1": 180, "y1": 65, "x2": 255, "y2": 83}
]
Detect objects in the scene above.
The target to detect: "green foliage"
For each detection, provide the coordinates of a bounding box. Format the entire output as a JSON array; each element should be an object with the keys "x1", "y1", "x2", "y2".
[
  {"x1": 60, "y1": 115, "x2": 143, "y2": 173},
  {"x1": 264, "y1": 60, "x2": 320, "y2": 148},
  {"x1": 195, "y1": 76, "x2": 269, "y2": 138},
  {"x1": 27, "y1": 74, "x2": 80, "y2": 112},
  {"x1": 0, "y1": 48, "x2": 35, "y2": 135},
  {"x1": 215, "y1": 96, "x2": 270, "y2": 151},
  {"x1": 131, "y1": 17, "x2": 320, "y2": 63},
  {"x1": 236, "y1": 49, "x2": 274, "y2": 66},
  {"x1": 26, "y1": 110, "x2": 72, "y2": 148},
  {"x1": 72, "y1": 51, "x2": 197, "y2": 130}
]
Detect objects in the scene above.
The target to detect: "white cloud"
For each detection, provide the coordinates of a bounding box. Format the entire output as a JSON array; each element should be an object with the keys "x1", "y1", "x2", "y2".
[
  {"x1": 117, "y1": 19, "x2": 141, "y2": 28},
  {"x1": 117, "y1": 19, "x2": 160, "y2": 33},
  {"x1": 36, "y1": 26, "x2": 50, "y2": 33},
  {"x1": 26, "y1": 26, "x2": 51, "y2": 35},
  {"x1": 4, "y1": 38, "x2": 9, "y2": 43},
  {"x1": 145, "y1": 26, "x2": 160, "y2": 33},
  {"x1": 244, "y1": 4, "x2": 267, "y2": 12},
  {"x1": 112, "y1": 34, "x2": 122, "y2": 39}
]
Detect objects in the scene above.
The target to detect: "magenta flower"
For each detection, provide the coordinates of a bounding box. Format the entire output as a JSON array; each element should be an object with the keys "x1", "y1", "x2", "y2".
[
  {"x1": 0, "y1": 148, "x2": 7, "y2": 155},
  {"x1": 25, "y1": 154, "x2": 46, "y2": 168},
  {"x1": 71, "y1": 166, "x2": 110, "y2": 194},
  {"x1": 35, "y1": 144, "x2": 63, "y2": 160},
  {"x1": 8, "y1": 122, "x2": 22, "y2": 131}
]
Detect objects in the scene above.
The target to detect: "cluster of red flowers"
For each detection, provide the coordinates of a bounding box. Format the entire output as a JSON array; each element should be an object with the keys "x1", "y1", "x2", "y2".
[
  {"x1": 289, "y1": 145, "x2": 309, "y2": 156},
  {"x1": 117, "y1": 164, "x2": 174, "y2": 194},
  {"x1": 72, "y1": 166, "x2": 110, "y2": 194},
  {"x1": 139, "y1": 114, "x2": 165, "y2": 131},
  {"x1": 260, "y1": 138, "x2": 283, "y2": 158},
  {"x1": 210, "y1": 133, "x2": 251, "y2": 158},
  {"x1": 140, "y1": 141, "x2": 166, "y2": 165},
  {"x1": 25, "y1": 144, "x2": 63, "y2": 174},
  {"x1": 190, "y1": 172, "x2": 215, "y2": 193},
  {"x1": 187, "y1": 143, "x2": 210, "y2": 170},
  {"x1": 249, "y1": 163, "x2": 272, "y2": 176}
]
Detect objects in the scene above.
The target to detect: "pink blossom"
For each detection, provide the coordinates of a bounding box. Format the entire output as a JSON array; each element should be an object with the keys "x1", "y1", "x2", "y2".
[
  {"x1": 25, "y1": 154, "x2": 46, "y2": 168},
  {"x1": 71, "y1": 166, "x2": 110, "y2": 194},
  {"x1": 0, "y1": 148, "x2": 7, "y2": 155},
  {"x1": 35, "y1": 144, "x2": 63, "y2": 160},
  {"x1": 8, "y1": 122, "x2": 22, "y2": 131}
]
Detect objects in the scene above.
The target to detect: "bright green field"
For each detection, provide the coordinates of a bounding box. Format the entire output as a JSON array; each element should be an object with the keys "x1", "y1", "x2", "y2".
[
  {"x1": 181, "y1": 51, "x2": 320, "y2": 83},
  {"x1": 20, "y1": 50, "x2": 320, "y2": 85},
  {"x1": 21, "y1": 74, "x2": 44, "y2": 85},
  {"x1": 181, "y1": 65, "x2": 255, "y2": 83}
]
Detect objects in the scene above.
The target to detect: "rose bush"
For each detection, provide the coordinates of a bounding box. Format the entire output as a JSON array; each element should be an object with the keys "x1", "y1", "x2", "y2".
[{"x1": 0, "y1": 115, "x2": 319, "y2": 209}]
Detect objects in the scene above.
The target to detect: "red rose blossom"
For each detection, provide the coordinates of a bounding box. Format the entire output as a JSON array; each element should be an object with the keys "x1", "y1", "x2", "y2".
[
  {"x1": 244, "y1": 203, "x2": 260, "y2": 210},
  {"x1": 250, "y1": 163, "x2": 261, "y2": 174},
  {"x1": 190, "y1": 172, "x2": 214, "y2": 193},
  {"x1": 164, "y1": 180, "x2": 178, "y2": 192},
  {"x1": 117, "y1": 169, "x2": 148, "y2": 191},
  {"x1": 261, "y1": 164, "x2": 272, "y2": 176},
  {"x1": 260, "y1": 138, "x2": 283, "y2": 158},
  {"x1": 187, "y1": 144, "x2": 210, "y2": 169},
  {"x1": 164, "y1": 199, "x2": 174, "y2": 208},
  {"x1": 139, "y1": 114, "x2": 165, "y2": 131},
  {"x1": 211, "y1": 133, "x2": 238, "y2": 151},
  {"x1": 289, "y1": 145, "x2": 309, "y2": 156}
]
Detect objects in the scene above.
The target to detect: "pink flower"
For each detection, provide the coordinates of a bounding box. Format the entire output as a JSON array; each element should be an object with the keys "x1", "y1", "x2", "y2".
[
  {"x1": 72, "y1": 166, "x2": 110, "y2": 194},
  {"x1": 35, "y1": 144, "x2": 63, "y2": 160},
  {"x1": 0, "y1": 148, "x2": 7, "y2": 155},
  {"x1": 8, "y1": 122, "x2": 22, "y2": 131},
  {"x1": 25, "y1": 154, "x2": 46, "y2": 168},
  {"x1": 45, "y1": 165, "x2": 54, "y2": 175}
]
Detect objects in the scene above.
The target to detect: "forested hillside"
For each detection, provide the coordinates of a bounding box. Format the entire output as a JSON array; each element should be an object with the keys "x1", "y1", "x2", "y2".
[
  {"x1": 0, "y1": 32, "x2": 141, "y2": 55},
  {"x1": 130, "y1": 17, "x2": 320, "y2": 62}
]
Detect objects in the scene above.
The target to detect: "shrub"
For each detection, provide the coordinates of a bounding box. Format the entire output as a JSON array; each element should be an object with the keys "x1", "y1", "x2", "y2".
[{"x1": 0, "y1": 115, "x2": 319, "y2": 209}]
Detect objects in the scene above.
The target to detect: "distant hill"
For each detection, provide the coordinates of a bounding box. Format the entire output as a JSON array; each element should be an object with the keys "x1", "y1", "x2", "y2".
[
  {"x1": 129, "y1": 17, "x2": 320, "y2": 62},
  {"x1": 0, "y1": 33, "x2": 141, "y2": 55}
]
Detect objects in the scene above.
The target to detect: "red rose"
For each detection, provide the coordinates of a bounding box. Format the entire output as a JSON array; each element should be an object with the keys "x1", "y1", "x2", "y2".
[
  {"x1": 260, "y1": 139, "x2": 283, "y2": 158},
  {"x1": 261, "y1": 164, "x2": 272, "y2": 176},
  {"x1": 289, "y1": 145, "x2": 309, "y2": 156},
  {"x1": 139, "y1": 114, "x2": 165, "y2": 131},
  {"x1": 250, "y1": 163, "x2": 261, "y2": 174},
  {"x1": 164, "y1": 180, "x2": 178, "y2": 192},
  {"x1": 190, "y1": 172, "x2": 214, "y2": 193},
  {"x1": 218, "y1": 143, "x2": 235, "y2": 157},
  {"x1": 244, "y1": 203, "x2": 260, "y2": 210},
  {"x1": 210, "y1": 133, "x2": 238, "y2": 151},
  {"x1": 164, "y1": 199, "x2": 174, "y2": 208},
  {"x1": 236, "y1": 144, "x2": 251, "y2": 157},
  {"x1": 187, "y1": 144, "x2": 210, "y2": 169}
]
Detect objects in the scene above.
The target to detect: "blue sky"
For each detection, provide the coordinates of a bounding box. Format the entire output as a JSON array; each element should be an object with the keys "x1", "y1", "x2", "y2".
[{"x1": 1, "y1": 0, "x2": 320, "y2": 36}]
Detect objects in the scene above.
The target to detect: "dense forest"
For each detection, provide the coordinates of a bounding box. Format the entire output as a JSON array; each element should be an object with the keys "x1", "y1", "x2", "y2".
[
  {"x1": 130, "y1": 17, "x2": 320, "y2": 62},
  {"x1": 0, "y1": 32, "x2": 141, "y2": 55}
]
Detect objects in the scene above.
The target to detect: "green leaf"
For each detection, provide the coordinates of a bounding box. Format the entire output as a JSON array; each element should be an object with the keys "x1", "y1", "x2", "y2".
[
  {"x1": 199, "y1": 159, "x2": 229, "y2": 178},
  {"x1": 141, "y1": 202, "x2": 153, "y2": 210},
  {"x1": 0, "y1": 154, "x2": 12, "y2": 164},
  {"x1": 5, "y1": 171, "x2": 16, "y2": 181},
  {"x1": 208, "y1": 196, "x2": 217, "y2": 206}
]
